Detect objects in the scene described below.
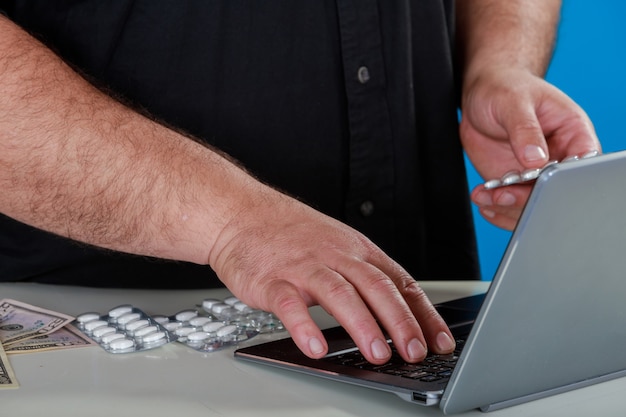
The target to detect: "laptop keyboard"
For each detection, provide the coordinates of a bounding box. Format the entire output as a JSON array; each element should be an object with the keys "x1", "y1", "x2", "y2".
[{"x1": 323, "y1": 337, "x2": 466, "y2": 383}]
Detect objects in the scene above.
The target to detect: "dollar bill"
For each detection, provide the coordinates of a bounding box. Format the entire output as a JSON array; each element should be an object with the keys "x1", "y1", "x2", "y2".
[
  {"x1": 5, "y1": 323, "x2": 97, "y2": 354},
  {"x1": 0, "y1": 341, "x2": 18, "y2": 389},
  {"x1": 0, "y1": 299, "x2": 74, "y2": 346}
]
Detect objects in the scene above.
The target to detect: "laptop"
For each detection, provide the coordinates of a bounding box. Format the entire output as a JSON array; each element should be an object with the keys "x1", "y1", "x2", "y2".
[{"x1": 234, "y1": 150, "x2": 626, "y2": 414}]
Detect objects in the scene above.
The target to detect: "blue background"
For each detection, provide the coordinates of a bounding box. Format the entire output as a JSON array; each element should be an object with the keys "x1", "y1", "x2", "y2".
[{"x1": 465, "y1": 2, "x2": 626, "y2": 280}]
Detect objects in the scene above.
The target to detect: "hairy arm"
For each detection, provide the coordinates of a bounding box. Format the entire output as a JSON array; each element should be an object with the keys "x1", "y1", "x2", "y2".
[
  {"x1": 0, "y1": 15, "x2": 262, "y2": 264},
  {"x1": 455, "y1": 0, "x2": 600, "y2": 230},
  {"x1": 0, "y1": 15, "x2": 458, "y2": 365},
  {"x1": 456, "y1": 0, "x2": 561, "y2": 84}
]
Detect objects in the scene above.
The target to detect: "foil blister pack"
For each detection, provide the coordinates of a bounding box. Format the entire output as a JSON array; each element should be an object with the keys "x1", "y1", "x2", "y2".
[
  {"x1": 153, "y1": 296, "x2": 285, "y2": 353},
  {"x1": 482, "y1": 150, "x2": 599, "y2": 190},
  {"x1": 74, "y1": 296, "x2": 285, "y2": 354},
  {"x1": 74, "y1": 305, "x2": 177, "y2": 354}
]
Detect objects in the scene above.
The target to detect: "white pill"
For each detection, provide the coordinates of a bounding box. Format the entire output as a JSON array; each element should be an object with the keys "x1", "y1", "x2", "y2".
[
  {"x1": 101, "y1": 332, "x2": 126, "y2": 344},
  {"x1": 483, "y1": 178, "x2": 501, "y2": 190},
  {"x1": 175, "y1": 310, "x2": 198, "y2": 322},
  {"x1": 216, "y1": 325, "x2": 238, "y2": 337},
  {"x1": 134, "y1": 325, "x2": 159, "y2": 338},
  {"x1": 202, "y1": 322, "x2": 225, "y2": 333},
  {"x1": 162, "y1": 321, "x2": 183, "y2": 332},
  {"x1": 521, "y1": 168, "x2": 541, "y2": 182},
  {"x1": 117, "y1": 312, "x2": 141, "y2": 325},
  {"x1": 223, "y1": 296, "x2": 240, "y2": 306},
  {"x1": 187, "y1": 331, "x2": 209, "y2": 342},
  {"x1": 126, "y1": 319, "x2": 150, "y2": 332},
  {"x1": 201, "y1": 298, "x2": 221, "y2": 311},
  {"x1": 211, "y1": 303, "x2": 231, "y2": 314},
  {"x1": 76, "y1": 312, "x2": 100, "y2": 323},
  {"x1": 109, "y1": 338, "x2": 135, "y2": 350},
  {"x1": 84, "y1": 320, "x2": 108, "y2": 332},
  {"x1": 188, "y1": 316, "x2": 213, "y2": 327},
  {"x1": 233, "y1": 302, "x2": 252, "y2": 312},
  {"x1": 142, "y1": 331, "x2": 166, "y2": 343},
  {"x1": 175, "y1": 326, "x2": 196, "y2": 337},
  {"x1": 108, "y1": 305, "x2": 133, "y2": 318},
  {"x1": 92, "y1": 326, "x2": 117, "y2": 338},
  {"x1": 152, "y1": 315, "x2": 169, "y2": 324},
  {"x1": 501, "y1": 170, "x2": 521, "y2": 186}
]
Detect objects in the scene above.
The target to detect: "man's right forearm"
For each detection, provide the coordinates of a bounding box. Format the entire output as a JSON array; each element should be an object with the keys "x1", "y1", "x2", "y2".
[{"x1": 0, "y1": 16, "x2": 260, "y2": 265}]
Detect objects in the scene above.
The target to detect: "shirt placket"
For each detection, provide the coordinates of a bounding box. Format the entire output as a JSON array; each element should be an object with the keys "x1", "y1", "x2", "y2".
[{"x1": 336, "y1": 0, "x2": 395, "y2": 242}]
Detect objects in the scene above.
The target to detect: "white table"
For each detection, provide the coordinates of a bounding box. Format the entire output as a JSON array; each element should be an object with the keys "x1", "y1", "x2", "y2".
[{"x1": 1, "y1": 281, "x2": 624, "y2": 417}]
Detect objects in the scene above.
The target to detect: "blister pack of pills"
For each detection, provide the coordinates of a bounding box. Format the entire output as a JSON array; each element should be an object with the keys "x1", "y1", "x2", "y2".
[
  {"x1": 74, "y1": 305, "x2": 177, "y2": 354},
  {"x1": 153, "y1": 296, "x2": 285, "y2": 353},
  {"x1": 482, "y1": 150, "x2": 599, "y2": 190}
]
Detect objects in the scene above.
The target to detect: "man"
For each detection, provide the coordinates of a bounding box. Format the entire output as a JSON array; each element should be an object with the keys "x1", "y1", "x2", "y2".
[{"x1": 0, "y1": 0, "x2": 600, "y2": 365}]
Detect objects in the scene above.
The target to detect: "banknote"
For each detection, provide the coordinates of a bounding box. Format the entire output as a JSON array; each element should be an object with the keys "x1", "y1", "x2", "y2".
[
  {"x1": 5, "y1": 323, "x2": 97, "y2": 354},
  {"x1": 0, "y1": 299, "x2": 74, "y2": 346},
  {"x1": 0, "y1": 341, "x2": 18, "y2": 389}
]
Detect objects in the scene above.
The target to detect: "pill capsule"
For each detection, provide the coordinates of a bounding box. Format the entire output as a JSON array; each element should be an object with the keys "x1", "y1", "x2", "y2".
[
  {"x1": 151, "y1": 315, "x2": 169, "y2": 324},
  {"x1": 134, "y1": 325, "x2": 158, "y2": 337},
  {"x1": 101, "y1": 333, "x2": 126, "y2": 344},
  {"x1": 223, "y1": 296, "x2": 240, "y2": 306},
  {"x1": 108, "y1": 305, "x2": 133, "y2": 319},
  {"x1": 188, "y1": 316, "x2": 213, "y2": 327},
  {"x1": 126, "y1": 319, "x2": 150, "y2": 333},
  {"x1": 92, "y1": 326, "x2": 117, "y2": 339},
  {"x1": 216, "y1": 324, "x2": 238, "y2": 338},
  {"x1": 202, "y1": 322, "x2": 225, "y2": 333},
  {"x1": 162, "y1": 321, "x2": 183, "y2": 332},
  {"x1": 233, "y1": 302, "x2": 252, "y2": 313},
  {"x1": 520, "y1": 168, "x2": 541, "y2": 182},
  {"x1": 175, "y1": 326, "x2": 196, "y2": 337},
  {"x1": 210, "y1": 303, "x2": 230, "y2": 315},
  {"x1": 201, "y1": 298, "x2": 221, "y2": 311},
  {"x1": 483, "y1": 178, "x2": 501, "y2": 190},
  {"x1": 187, "y1": 331, "x2": 209, "y2": 342},
  {"x1": 175, "y1": 310, "x2": 198, "y2": 322},
  {"x1": 84, "y1": 320, "x2": 108, "y2": 332},
  {"x1": 109, "y1": 338, "x2": 135, "y2": 351},
  {"x1": 142, "y1": 331, "x2": 166, "y2": 343},
  {"x1": 76, "y1": 312, "x2": 100, "y2": 324},
  {"x1": 501, "y1": 171, "x2": 521, "y2": 186},
  {"x1": 117, "y1": 312, "x2": 141, "y2": 326}
]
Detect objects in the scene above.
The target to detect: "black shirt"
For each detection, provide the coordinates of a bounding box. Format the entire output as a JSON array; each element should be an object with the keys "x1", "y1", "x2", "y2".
[{"x1": 0, "y1": 0, "x2": 481, "y2": 287}]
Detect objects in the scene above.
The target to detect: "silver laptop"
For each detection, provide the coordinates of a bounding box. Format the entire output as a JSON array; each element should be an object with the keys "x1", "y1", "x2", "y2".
[{"x1": 234, "y1": 150, "x2": 626, "y2": 414}]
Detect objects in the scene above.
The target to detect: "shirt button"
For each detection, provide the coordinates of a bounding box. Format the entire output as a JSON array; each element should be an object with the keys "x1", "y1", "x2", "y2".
[
  {"x1": 359, "y1": 200, "x2": 375, "y2": 217},
  {"x1": 357, "y1": 66, "x2": 370, "y2": 84}
]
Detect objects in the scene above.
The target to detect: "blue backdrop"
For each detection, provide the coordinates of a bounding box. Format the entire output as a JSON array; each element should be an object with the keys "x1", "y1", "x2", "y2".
[{"x1": 465, "y1": 2, "x2": 626, "y2": 280}]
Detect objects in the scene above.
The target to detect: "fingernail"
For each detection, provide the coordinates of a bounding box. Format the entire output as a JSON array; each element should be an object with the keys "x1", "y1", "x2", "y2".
[
  {"x1": 371, "y1": 338, "x2": 391, "y2": 360},
  {"x1": 308, "y1": 337, "x2": 325, "y2": 355},
  {"x1": 436, "y1": 332, "x2": 456, "y2": 352},
  {"x1": 407, "y1": 338, "x2": 427, "y2": 361},
  {"x1": 482, "y1": 209, "x2": 496, "y2": 218},
  {"x1": 495, "y1": 191, "x2": 516, "y2": 206},
  {"x1": 524, "y1": 145, "x2": 547, "y2": 163},
  {"x1": 474, "y1": 191, "x2": 493, "y2": 206}
]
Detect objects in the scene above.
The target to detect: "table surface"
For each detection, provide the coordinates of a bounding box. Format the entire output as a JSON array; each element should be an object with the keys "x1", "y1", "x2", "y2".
[{"x1": 1, "y1": 280, "x2": 625, "y2": 417}]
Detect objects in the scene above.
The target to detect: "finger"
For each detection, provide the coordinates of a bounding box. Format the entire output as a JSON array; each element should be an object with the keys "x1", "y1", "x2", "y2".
[
  {"x1": 365, "y1": 254, "x2": 456, "y2": 356},
  {"x1": 479, "y1": 206, "x2": 520, "y2": 231},
  {"x1": 262, "y1": 279, "x2": 329, "y2": 359},
  {"x1": 472, "y1": 184, "x2": 530, "y2": 230},
  {"x1": 332, "y1": 254, "x2": 454, "y2": 363},
  {"x1": 306, "y1": 264, "x2": 395, "y2": 364},
  {"x1": 497, "y1": 102, "x2": 550, "y2": 169}
]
